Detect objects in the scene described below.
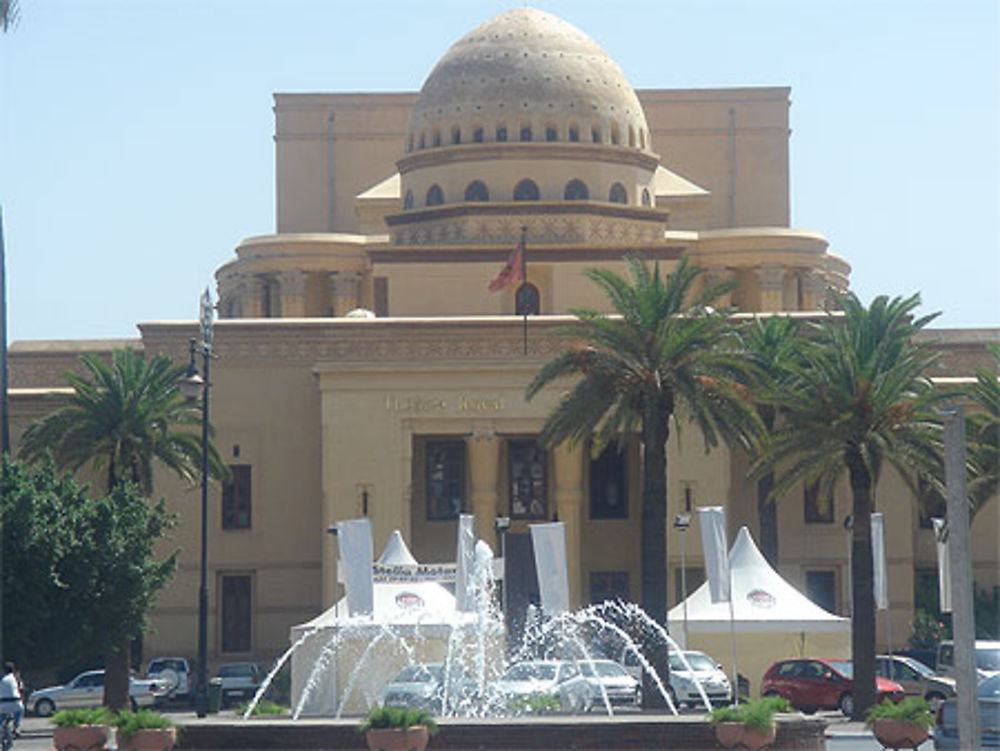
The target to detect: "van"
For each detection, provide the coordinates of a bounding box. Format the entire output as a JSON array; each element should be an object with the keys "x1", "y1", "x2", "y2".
[{"x1": 935, "y1": 640, "x2": 1000, "y2": 681}]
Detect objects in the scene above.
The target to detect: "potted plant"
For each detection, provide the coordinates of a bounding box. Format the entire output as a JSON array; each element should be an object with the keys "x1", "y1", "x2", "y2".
[
  {"x1": 357, "y1": 706, "x2": 438, "y2": 751},
  {"x1": 113, "y1": 708, "x2": 176, "y2": 751},
  {"x1": 865, "y1": 697, "x2": 934, "y2": 749},
  {"x1": 51, "y1": 707, "x2": 113, "y2": 751},
  {"x1": 709, "y1": 695, "x2": 791, "y2": 751}
]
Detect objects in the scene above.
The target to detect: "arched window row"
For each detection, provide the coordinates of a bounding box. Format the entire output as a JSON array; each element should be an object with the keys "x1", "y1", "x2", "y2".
[
  {"x1": 405, "y1": 179, "x2": 644, "y2": 208},
  {"x1": 405, "y1": 120, "x2": 650, "y2": 154}
]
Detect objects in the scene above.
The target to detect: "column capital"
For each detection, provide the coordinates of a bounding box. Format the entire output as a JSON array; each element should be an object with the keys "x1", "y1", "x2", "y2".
[{"x1": 755, "y1": 264, "x2": 786, "y2": 291}]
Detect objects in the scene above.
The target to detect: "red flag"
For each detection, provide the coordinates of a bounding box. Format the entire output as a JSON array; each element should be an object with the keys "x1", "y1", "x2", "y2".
[{"x1": 488, "y1": 242, "x2": 524, "y2": 292}]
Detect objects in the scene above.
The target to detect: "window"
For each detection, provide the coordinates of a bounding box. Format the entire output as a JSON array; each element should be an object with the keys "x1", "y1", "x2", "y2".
[
  {"x1": 592, "y1": 126, "x2": 602, "y2": 143},
  {"x1": 608, "y1": 182, "x2": 627, "y2": 204},
  {"x1": 674, "y1": 566, "x2": 705, "y2": 605},
  {"x1": 496, "y1": 126, "x2": 508, "y2": 142},
  {"x1": 464, "y1": 180, "x2": 489, "y2": 202},
  {"x1": 222, "y1": 464, "x2": 252, "y2": 529},
  {"x1": 221, "y1": 574, "x2": 252, "y2": 653},
  {"x1": 432, "y1": 130, "x2": 441, "y2": 147},
  {"x1": 426, "y1": 184, "x2": 444, "y2": 207},
  {"x1": 589, "y1": 444, "x2": 627, "y2": 519},
  {"x1": 473, "y1": 127, "x2": 484, "y2": 143},
  {"x1": 568, "y1": 126, "x2": 579, "y2": 142},
  {"x1": 451, "y1": 126, "x2": 461, "y2": 145},
  {"x1": 564, "y1": 179, "x2": 589, "y2": 201},
  {"x1": 426, "y1": 439, "x2": 466, "y2": 520},
  {"x1": 509, "y1": 439, "x2": 547, "y2": 519},
  {"x1": 590, "y1": 571, "x2": 629, "y2": 604},
  {"x1": 642, "y1": 188, "x2": 651, "y2": 207},
  {"x1": 804, "y1": 480, "x2": 834, "y2": 523},
  {"x1": 611, "y1": 123, "x2": 620, "y2": 145},
  {"x1": 545, "y1": 126, "x2": 558, "y2": 142},
  {"x1": 374, "y1": 277, "x2": 388, "y2": 317},
  {"x1": 403, "y1": 190, "x2": 414, "y2": 210},
  {"x1": 513, "y1": 179, "x2": 540, "y2": 201},
  {"x1": 418, "y1": 133, "x2": 426, "y2": 149},
  {"x1": 805, "y1": 570, "x2": 837, "y2": 613},
  {"x1": 918, "y1": 476, "x2": 945, "y2": 529},
  {"x1": 515, "y1": 283, "x2": 540, "y2": 315},
  {"x1": 519, "y1": 125, "x2": 533, "y2": 142}
]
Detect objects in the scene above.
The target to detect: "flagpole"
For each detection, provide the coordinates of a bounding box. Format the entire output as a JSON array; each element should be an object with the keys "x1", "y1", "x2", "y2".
[
  {"x1": 520, "y1": 225, "x2": 528, "y2": 356},
  {"x1": 728, "y1": 560, "x2": 739, "y2": 703}
]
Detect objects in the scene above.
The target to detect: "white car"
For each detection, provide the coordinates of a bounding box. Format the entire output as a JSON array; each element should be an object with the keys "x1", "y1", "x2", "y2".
[
  {"x1": 494, "y1": 660, "x2": 593, "y2": 713},
  {"x1": 27, "y1": 670, "x2": 166, "y2": 717},
  {"x1": 215, "y1": 662, "x2": 261, "y2": 707},
  {"x1": 936, "y1": 640, "x2": 1000, "y2": 682},
  {"x1": 578, "y1": 659, "x2": 641, "y2": 708},
  {"x1": 147, "y1": 657, "x2": 195, "y2": 701},
  {"x1": 668, "y1": 650, "x2": 732, "y2": 708}
]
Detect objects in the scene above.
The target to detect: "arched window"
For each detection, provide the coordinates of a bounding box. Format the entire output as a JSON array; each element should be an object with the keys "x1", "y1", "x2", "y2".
[
  {"x1": 628, "y1": 126, "x2": 636, "y2": 148},
  {"x1": 403, "y1": 190, "x2": 414, "y2": 210},
  {"x1": 639, "y1": 129, "x2": 646, "y2": 150},
  {"x1": 407, "y1": 134, "x2": 414, "y2": 153},
  {"x1": 451, "y1": 126, "x2": 461, "y2": 145},
  {"x1": 545, "y1": 126, "x2": 558, "y2": 142},
  {"x1": 473, "y1": 127, "x2": 484, "y2": 143},
  {"x1": 426, "y1": 184, "x2": 444, "y2": 207},
  {"x1": 610, "y1": 123, "x2": 620, "y2": 145},
  {"x1": 496, "y1": 126, "x2": 508, "y2": 142},
  {"x1": 465, "y1": 181, "x2": 489, "y2": 202},
  {"x1": 418, "y1": 133, "x2": 426, "y2": 149},
  {"x1": 564, "y1": 179, "x2": 589, "y2": 200},
  {"x1": 568, "y1": 125, "x2": 579, "y2": 142},
  {"x1": 515, "y1": 283, "x2": 540, "y2": 316},
  {"x1": 591, "y1": 125, "x2": 602, "y2": 143},
  {"x1": 513, "y1": 179, "x2": 540, "y2": 201},
  {"x1": 432, "y1": 130, "x2": 441, "y2": 147},
  {"x1": 641, "y1": 188, "x2": 651, "y2": 207},
  {"x1": 609, "y1": 182, "x2": 627, "y2": 204},
  {"x1": 520, "y1": 125, "x2": 533, "y2": 142}
]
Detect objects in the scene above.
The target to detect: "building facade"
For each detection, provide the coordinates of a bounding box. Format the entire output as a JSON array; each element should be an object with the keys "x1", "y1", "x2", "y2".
[{"x1": 8, "y1": 8, "x2": 999, "y2": 674}]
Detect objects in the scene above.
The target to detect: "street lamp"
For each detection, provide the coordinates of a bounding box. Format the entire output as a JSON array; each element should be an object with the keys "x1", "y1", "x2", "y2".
[
  {"x1": 180, "y1": 289, "x2": 214, "y2": 718},
  {"x1": 674, "y1": 513, "x2": 691, "y2": 649}
]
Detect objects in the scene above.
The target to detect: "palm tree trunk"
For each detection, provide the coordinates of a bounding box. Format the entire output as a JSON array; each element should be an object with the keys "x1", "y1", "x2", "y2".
[
  {"x1": 847, "y1": 450, "x2": 876, "y2": 720},
  {"x1": 640, "y1": 404, "x2": 669, "y2": 709}
]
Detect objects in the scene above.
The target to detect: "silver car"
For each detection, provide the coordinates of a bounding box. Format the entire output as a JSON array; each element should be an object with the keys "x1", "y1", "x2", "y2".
[
  {"x1": 669, "y1": 650, "x2": 732, "y2": 708},
  {"x1": 494, "y1": 660, "x2": 593, "y2": 713},
  {"x1": 379, "y1": 663, "x2": 476, "y2": 713},
  {"x1": 578, "y1": 659, "x2": 641, "y2": 708},
  {"x1": 27, "y1": 670, "x2": 165, "y2": 717},
  {"x1": 934, "y1": 673, "x2": 1000, "y2": 749}
]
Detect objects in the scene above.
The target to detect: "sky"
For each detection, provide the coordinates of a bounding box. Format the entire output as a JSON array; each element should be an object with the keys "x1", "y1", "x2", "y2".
[{"x1": 1, "y1": 0, "x2": 997, "y2": 343}]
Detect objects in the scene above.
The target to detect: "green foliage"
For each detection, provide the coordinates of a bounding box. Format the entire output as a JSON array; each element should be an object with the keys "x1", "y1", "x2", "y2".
[
  {"x1": 865, "y1": 697, "x2": 934, "y2": 729},
  {"x1": 966, "y1": 344, "x2": 999, "y2": 517},
  {"x1": 235, "y1": 699, "x2": 287, "y2": 716},
  {"x1": 357, "y1": 706, "x2": 438, "y2": 735},
  {"x1": 113, "y1": 709, "x2": 174, "y2": 742},
  {"x1": 51, "y1": 707, "x2": 114, "y2": 728},
  {"x1": 709, "y1": 696, "x2": 790, "y2": 732},
  {"x1": 0, "y1": 456, "x2": 177, "y2": 671},
  {"x1": 507, "y1": 693, "x2": 562, "y2": 715}
]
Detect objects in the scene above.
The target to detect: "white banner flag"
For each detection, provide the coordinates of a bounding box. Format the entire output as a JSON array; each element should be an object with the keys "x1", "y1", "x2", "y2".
[
  {"x1": 337, "y1": 518, "x2": 374, "y2": 616},
  {"x1": 698, "y1": 506, "x2": 730, "y2": 604},
  {"x1": 530, "y1": 522, "x2": 570, "y2": 614},
  {"x1": 455, "y1": 514, "x2": 476, "y2": 612},
  {"x1": 871, "y1": 512, "x2": 889, "y2": 610},
  {"x1": 932, "y1": 517, "x2": 952, "y2": 613}
]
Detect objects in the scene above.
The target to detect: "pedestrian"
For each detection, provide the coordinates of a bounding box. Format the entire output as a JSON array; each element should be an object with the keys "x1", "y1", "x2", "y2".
[{"x1": 0, "y1": 662, "x2": 24, "y2": 739}]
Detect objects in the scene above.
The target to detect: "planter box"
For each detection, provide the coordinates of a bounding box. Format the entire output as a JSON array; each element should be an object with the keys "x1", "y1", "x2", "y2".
[
  {"x1": 365, "y1": 725, "x2": 430, "y2": 751},
  {"x1": 116, "y1": 726, "x2": 177, "y2": 751},
  {"x1": 870, "y1": 718, "x2": 930, "y2": 749},
  {"x1": 53, "y1": 725, "x2": 110, "y2": 751},
  {"x1": 713, "y1": 721, "x2": 777, "y2": 750}
]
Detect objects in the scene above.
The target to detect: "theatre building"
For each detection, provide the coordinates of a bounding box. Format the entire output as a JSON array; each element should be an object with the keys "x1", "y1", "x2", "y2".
[{"x1": 8, "y1": 8, "x2": 998, "y2": 671}]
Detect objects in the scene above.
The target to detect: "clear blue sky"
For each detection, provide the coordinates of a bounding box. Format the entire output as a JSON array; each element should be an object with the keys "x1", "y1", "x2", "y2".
[{"x1": 2, "y1": 0, "x2": 997, "y2": 343}]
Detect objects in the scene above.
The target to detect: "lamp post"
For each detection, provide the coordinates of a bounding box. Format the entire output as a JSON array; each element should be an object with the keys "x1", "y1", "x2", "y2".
[
  {"x1": 180, "y1": 290, "x2": 214, "y2": 718},
  {"x1": 674, "y1": 513, "x2": 691, "y2": 649}
]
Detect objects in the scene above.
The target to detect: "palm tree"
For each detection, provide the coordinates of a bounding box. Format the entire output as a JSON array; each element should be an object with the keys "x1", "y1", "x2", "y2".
[
  {"x1": 19, "y1": 347, "x2": 218, "y2": 710},
  {"x1": 751, "y1": 292, "x2": 947, "y2": 719},
  {"x1": 739, "y1": 315, "x2": 803, "y2": 566},
  {"x1": 1, "y1": 0, "x2": 18, "y2": 31},
  {"x1": 967, "y1": 344, "x2": 999, "y2": 515},
  {"x1": 526, "y1": 255, "x2": 760, "y2": 629}
]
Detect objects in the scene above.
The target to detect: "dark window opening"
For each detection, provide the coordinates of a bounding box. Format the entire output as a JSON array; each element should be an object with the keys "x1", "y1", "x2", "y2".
[
  {"x1": 426, "y1": 184, "x2": 444, "y2": 207},
  {"x1": 642, "y1": 188, "x2": 651, "y2": 207},
  {"x1": 545, "y1": 126, "x2": 558, "y2": 142},
  {"x1": 513, "y1": 179, "x2": 540, "y2": 201},
  {"x1": 568, "y1": 126, "x2": 579, "y2": 142},
  {"x1": 432, "y1": 131, "x2": 441, "y2": 147},
  {"x1": 564, "y1": 179, "x2": 589, "y2": 201},
  {"x1": 222, "y1": 464, "x2": 252, "y2": 530},
  {"x1": 520, "y1": 125, "x2": 533, "y2": 142},
  {"x1": 515, "y1": 283, "x2": 540, "y2": 316},
  {"x1": 473, "y1": 127, "x2": 484, "y2": 143},
  {"x1": 221, "y1": 574, "x2": 252, "y2": 653},
  {"x1": 403, "y1": 190, "x2": 414, "y2": 210},
  {"x1": 804, "y1": 480, "x2": 834, "y2": 523},
  {"x1": 509, "y1": 439, "x2": 547, "y2": 519},
  {"x1": 674, "y1": 566, "x2": 705, "y2": 605},
  {"x1": 592, "y1": 126, "x2": 601, "y2": 143},
  {"x1": 374, "y1": 277, "x2": 389, "y2": 317},
  {"x1": 464, "y1": 180, "x2": 489, "y2": 202},
  {"x1": 806, "y1": 570, "x2": 837, "y2": 613},
  {"x1": 589, "y1": 444, "x2": 627, "y2": 519},
  {"x1": 451, "y1": 126, "x2": 461, "y2": 145},
  {"x1": 496, "y1": 126, "x2": 508, "y2": 142},
  {"x1": 608, "y1": 182, "x2": 628, "y2": 204},
  {"x1": 426, "y1": 439, "x2": 466, "y2": 520}
]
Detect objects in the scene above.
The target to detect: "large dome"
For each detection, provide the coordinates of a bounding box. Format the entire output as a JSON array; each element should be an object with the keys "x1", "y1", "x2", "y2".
[{"x1": 405, "y1": 8, "x2": 652, "y2": 154}]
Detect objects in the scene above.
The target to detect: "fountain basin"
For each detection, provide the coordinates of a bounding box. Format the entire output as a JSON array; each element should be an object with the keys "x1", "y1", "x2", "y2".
[{"x1": 176, "y1": 714, "x2": 826, "y2": 750}]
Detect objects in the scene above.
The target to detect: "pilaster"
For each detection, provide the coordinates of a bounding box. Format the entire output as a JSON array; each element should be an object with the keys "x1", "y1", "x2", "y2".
[
  {"x1": 278, "y1": 270, "x2": 308, "y2": 318},
  {"x1": 755, "y1": 264, "x2": 786, "y2": 312},
  {"x1": 553, "y1": 442, "x2": 584, "y2": 608},
  {"x1": 330, "y1": 272, "x2": 361, "y2": 316},
  {"x1": 467, "y1": 426, "x2": 500, "y2": 553}
]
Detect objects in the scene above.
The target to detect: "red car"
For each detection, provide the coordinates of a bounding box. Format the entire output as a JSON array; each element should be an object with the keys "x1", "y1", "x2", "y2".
[{"x1": 760, "y1": 658, "x2": 904, "y2": 716}]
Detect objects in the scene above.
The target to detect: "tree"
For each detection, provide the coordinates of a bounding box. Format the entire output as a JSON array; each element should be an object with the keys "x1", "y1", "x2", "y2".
[
  {"x1": 1, "y1": 456, "x2": 176, "y2": 675},
  {"x1": 18, "y1": 347, "x2": 217, "y2": 709},
  {"x1": 967, "y1": 344, "x2": 999, "y2": 516},
  {"x1": 751, "y1": 292, "x2": 947, "y2": 719},
  {"x1": 739, "y1": 315, "x2": 803, "y2": 566},
  {"x1": 526, "y1": 255, "x2": 759, "y2": 653},
  {"x1": 0, "y1": 0, "x2": 17, "y2": 32}
]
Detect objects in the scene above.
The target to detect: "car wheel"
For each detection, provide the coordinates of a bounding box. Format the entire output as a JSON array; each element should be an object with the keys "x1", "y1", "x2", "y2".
[
  {"x1": 34, "y1": 698, "x2": 55, "y2": 717},
  {"x1": 838, "y1": 692, "x2": 854, "y2": 717},
  {"x1": 925, "y1": 692, "x2": 946, "y2": 712}
]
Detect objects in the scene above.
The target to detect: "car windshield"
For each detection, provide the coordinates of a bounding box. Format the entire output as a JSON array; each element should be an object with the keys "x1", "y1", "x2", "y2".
[
  {"x1": 504, "y1": 664, "x2": 555, "y2": 681},
  {"x1": 394, "y1": 665, "x2": 442, "y2": 683},
  {"x1": 579, "y1": 662, "x2": 626, "y2": 678},
  {"x1": 904, "y1": 658, "x2": 935, "y2": 677},
  {"x1": 977, "y1": 649, "x2": 1000, "y2": 671},
  {"x1": 149, "y1": 659, "x2": 185, "y2": 672},
  {"x1": 827, "y1": 661, "x2": 853, "y2": 678},
  {"x1": 217, "y1": 665, "x2": 254, "y2": 678},
  {"x1": 979, "y1": 675, "x2": 1000, "y2": 698},
  {"x1": 670, "y1": 652, "x2": 716, "y2": 672}
]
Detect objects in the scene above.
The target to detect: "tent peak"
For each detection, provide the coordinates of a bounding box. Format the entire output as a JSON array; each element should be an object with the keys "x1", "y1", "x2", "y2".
[{"x1": 378, "y1": 530, "x2": 419, "y2": 566}]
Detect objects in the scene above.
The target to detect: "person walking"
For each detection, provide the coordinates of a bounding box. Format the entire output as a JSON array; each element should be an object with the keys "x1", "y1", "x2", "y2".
[{"x1": 0, "y1": 663, "x2": 24, "y2": 739}]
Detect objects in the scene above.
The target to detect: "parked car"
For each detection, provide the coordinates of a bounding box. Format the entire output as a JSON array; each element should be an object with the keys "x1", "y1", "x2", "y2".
[
  {"x1": 27, "y1": 669, "x2": 166, "y2": 717},
  {"x1": 379, "y1": 663, "x2": 477, "y2": 713},
  {"x1": 875, "y1": 654, "x2": 955, "y2": 710},
  {"x1": 494, "y1": 660, "x2": 593, "y2": 713},
  {"x1": 578, "y1": 660, "x2": 641, "y2": 708},
  {"x1": 216, "y1": 662, "x2": 261, "y2": 707},
  {"x1": 760, "y1": 658, "x2": 905, "y2": 716},
  {"x1": 933, "y1": 672, "x2": 1000, "y2": 749},
  {"x1": 936, "y1": 639, "x2": 1000, "y2": 682},
  {"x1": 668, "y1": 650, "x2": 732, "y2": 708},
  {"x1": 146, "y1": 656, "x2": 195, "y2": 701}
]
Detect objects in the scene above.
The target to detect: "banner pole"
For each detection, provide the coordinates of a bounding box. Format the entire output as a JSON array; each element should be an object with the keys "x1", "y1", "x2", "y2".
[{"x1": 728, "y1": 564, "x2": 739, "y2": 703}]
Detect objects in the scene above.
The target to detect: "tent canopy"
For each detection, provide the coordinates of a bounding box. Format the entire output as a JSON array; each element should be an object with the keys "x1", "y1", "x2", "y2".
[{"x1": 667, "y1": 526, "x2": 849, "y2": 633}]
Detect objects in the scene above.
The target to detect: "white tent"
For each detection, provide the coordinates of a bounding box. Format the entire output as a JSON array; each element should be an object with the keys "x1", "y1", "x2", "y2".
[{"x1": 668, "y1": 526, "x2": 850, "y2": 696}]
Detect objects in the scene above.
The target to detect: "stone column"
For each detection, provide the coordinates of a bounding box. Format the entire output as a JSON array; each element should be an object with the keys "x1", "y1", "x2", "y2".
[
  {"x1": 242, "y1": 274, "x2": 266, "y2": 318},
  {"x1": 703, "y1": 267, "x2": 735, "y2": 308},
  {"x1": 553, "y1": 442, "x2": 585, "y2": 608},
  {"x1": 755, "y1": 264, "x2": 786, "y2": 312},
  {"x1": 799, "y1": 270, "x2": 829, "y2": 312},
  {"x1": 329, "y1": 271, "x2": 361, "y2": 316},
  {"x1": 278, "y1": 270, "x2": 308, "y2": 318},
  {"x1": 466, "y1": 427, "x2": 500, "y2": 553}
]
